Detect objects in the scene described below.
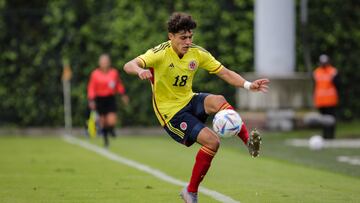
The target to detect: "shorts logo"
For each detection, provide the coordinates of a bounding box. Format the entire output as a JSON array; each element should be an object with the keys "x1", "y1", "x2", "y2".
[
  {"x1": 188, "y1": 60, "x2": 197, "y2": 71},
  {"x1": 180, "y1": 122, "x2": 187, "y2": 131}
]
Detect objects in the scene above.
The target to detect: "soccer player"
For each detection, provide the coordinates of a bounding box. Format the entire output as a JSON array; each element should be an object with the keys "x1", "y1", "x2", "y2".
[
  {"x1": 88, "y1": 54, "x2": 129, "y2": 148},
  {"x1": 123, "y1": 12, "x2": 269, "y2": 203}
]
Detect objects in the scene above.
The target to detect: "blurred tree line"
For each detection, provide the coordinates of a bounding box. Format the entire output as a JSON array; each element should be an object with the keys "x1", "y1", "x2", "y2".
[{"x1": 0, "y1": 0, "x2": 359, "y2": 126}]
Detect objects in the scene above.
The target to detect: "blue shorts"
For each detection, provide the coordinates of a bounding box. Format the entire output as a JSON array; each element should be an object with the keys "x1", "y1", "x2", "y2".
[{"x1": 164, "y1": 93, "x2": 210, "y2": 147}]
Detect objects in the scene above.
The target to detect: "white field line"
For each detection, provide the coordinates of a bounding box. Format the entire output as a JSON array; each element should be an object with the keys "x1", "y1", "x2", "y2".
[
  {"x1": 337, "y1": 156, "x2": 360, "y2": 166},
  {"x1": 63, "y1": 135, "x2": 240, "y2": 203},
  {"x1": 286, "y1": 139, "x2": 360, "y2": 148}
]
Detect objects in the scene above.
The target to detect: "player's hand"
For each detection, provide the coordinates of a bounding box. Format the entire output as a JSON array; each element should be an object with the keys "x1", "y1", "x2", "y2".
[
  {"x1": 121, "y1": 95, "x2": 130, "y2": 105},
  {"x1": 250, "y1": 78, "x2": 270, "y2": 93},
  {"x1": 138, "y1": 69, "x2": 152, "y2": 80},
  {"x1": 88, "y1": 100, "x2": 96, "y2": 110}
]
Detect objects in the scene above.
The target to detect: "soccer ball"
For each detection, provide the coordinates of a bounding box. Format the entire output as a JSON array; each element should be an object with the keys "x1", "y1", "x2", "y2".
[
  {"x1": 309, "y1": 135, "x2": 324, "y2": 150},
  {"x1": 212, "y1": 109, "x2": 242, "y2": 138}
]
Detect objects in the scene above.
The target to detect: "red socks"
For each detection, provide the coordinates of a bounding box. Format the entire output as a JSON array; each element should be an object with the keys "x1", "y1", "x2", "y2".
[
  {"x1": 187, "y1": 146, "x2": 215, "y2": 193},
  {"x1": 218, "y1": 102, "x2": 234, "y2": 111},
  {"x1": 218, "y1": 102, "x2": 249, "y2": 145},
  {"x1": 238, "y1": 123, "x2": 249, "y2": 144}
]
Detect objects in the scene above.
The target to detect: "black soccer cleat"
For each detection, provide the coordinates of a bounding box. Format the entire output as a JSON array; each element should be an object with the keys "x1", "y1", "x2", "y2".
[{"x1": 247, "y1": 129, "x2": 262, "y2": 157}]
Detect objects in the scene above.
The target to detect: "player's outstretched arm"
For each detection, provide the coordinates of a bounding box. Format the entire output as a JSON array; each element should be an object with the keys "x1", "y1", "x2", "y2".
[
  {"x1": 123, "y1": 58, "x2": 152, "y2": 80},
  {"x1": 216, "y1": 66, "x2": 270, "y2": 93}
]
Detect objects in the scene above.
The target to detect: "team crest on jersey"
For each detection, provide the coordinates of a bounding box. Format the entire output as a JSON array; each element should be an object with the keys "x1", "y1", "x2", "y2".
[
  {"x1": 188, "y1": 60, "x2": 197, "y2": 71},
  {"x1": 180, "y1": 122, "x2": 188, "y2": 131},
  {"x1": 108, "y1": 81, "x2": 115, "y2": 89}
]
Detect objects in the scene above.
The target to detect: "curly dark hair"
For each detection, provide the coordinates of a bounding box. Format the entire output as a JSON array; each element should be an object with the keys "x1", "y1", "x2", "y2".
[{"x1": 167, "y1": 12, "x2": 197, "y2": 33}]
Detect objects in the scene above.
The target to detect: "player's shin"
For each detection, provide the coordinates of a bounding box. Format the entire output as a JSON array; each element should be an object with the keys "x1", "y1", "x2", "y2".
[
  {"x1": 107, "y1": 126, "x2": 116, "y2": 137},
  {"x1": 187, "y1": 146, "x2": 216, "y2": 193},
  {"x1": 101, "y1": 128, "x2": 109, "y2": 147}
]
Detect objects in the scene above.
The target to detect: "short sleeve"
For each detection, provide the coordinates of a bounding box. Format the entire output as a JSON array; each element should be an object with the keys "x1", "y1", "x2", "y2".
[
  {"x1": 138, "y1": 48, "x2": 161, "y2": 69},
  {"x1": 198, "y1": 48, "x2": 223, "y2": 74},
  {"x1": 115, "y1": 70, "x2": 126, "y2": 95},
  {"x1": 87, "y1": 71, "x2": 96, "y2": 100}
]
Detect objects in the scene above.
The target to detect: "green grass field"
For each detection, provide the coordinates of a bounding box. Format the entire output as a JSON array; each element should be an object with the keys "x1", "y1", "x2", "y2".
[{"x1": 0, "y1": 123, "x2": 359, "y2": 203}]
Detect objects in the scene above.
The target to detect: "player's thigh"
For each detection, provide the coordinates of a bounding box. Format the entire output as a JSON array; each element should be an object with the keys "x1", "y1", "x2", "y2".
[
  {"x1": 98, "y1": 115, "x2": 106, "y2": 127},
  {"x1": 106, "y1": 112, "x2": 117, "y2": 126},
  {"x1": 164, "y1": 112, "x2": 205, "y2": 147},
  {"x1": 204, "y1": 94, "x2": 227, "y2": 114},
  {"x1": 196, "y1": 127, "x2": 220, "y2": 152}
]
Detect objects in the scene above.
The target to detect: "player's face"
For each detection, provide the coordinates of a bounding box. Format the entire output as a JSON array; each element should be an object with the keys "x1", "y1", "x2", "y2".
[
  {"x1": 99, "y1": 55, "x2": 111, "y2": 70},
  {"x1": 169, "y1": 30, "x2": 193, "y2": 57}
]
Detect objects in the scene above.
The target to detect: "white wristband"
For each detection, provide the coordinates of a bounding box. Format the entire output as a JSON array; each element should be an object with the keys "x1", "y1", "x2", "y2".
[{"x1": 244, "y1": 81, "x2": 251, "y2": 90}]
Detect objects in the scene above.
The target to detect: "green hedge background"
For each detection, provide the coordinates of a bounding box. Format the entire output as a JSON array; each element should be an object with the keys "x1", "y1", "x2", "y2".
[{"x1": 0, "y1": 0, "x2": 359, "y2": 126}]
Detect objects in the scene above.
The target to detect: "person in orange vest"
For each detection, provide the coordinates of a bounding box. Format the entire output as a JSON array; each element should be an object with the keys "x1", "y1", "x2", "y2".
[{"x1": 313, "y1": 54, "x2": 340, "y2": 139}]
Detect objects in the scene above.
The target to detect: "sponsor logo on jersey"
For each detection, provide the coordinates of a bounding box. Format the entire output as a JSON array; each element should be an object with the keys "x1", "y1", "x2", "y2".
[
  {"x1": 169, "y1": 63, "x2": 175, "y2": 69},
  {"x1": 188, "y1": 60, "x2": 197, "y2": 71},
  {"x1": 180, "y1": 122, "x2": 187, "y2": 130}
]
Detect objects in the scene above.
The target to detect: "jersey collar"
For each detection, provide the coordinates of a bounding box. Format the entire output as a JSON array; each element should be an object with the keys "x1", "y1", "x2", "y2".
[{"x1": 169, "y1": 41, "x2": 188, "y2": 60}]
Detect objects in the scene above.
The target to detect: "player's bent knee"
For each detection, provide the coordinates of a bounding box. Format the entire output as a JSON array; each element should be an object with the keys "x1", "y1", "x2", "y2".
[
  {"x1": 215, "y1": 95, "x2": 228, "y2": 108},
  {"x1": 106, "y1": 121, "x2": 116, "y2": 127},
  {"x1": 106, "y1": 113, "x2": 117, "y2": 125},
  {"x1": 216, "y1": 95, "x2": 226, "y2": 103},
  {"x1": 205, "y1": 95, "x2": 228, "y2": 114},
  {"x1": 197, "y1": 128, "x2": 220, "y2": 152},
  {"x1": 204, "y1": 134, "x2": 220, "y2": 152},
  {"x1": 209, "y1": 95, "x2": 226, "y2": 104}
]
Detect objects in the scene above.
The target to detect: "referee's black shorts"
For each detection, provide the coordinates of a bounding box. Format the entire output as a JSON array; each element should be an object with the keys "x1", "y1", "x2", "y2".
[{"x1": 95, "y1": 95, "x2": 117, "y2": 115}]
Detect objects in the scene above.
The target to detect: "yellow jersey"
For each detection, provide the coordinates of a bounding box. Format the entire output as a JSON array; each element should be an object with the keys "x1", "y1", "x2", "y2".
[{"x1": 138, "y1": 41, "x2": 223, "y2": 126}]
